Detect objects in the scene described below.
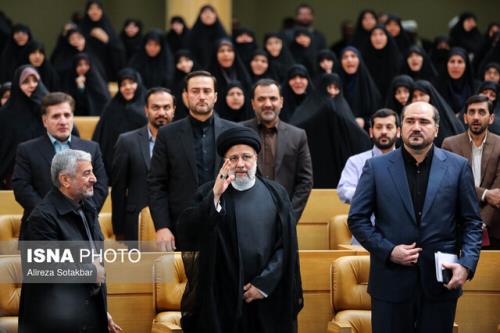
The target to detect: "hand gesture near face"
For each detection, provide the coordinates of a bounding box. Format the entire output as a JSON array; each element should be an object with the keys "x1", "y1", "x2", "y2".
[{"x1": 213, "y1": 159, "x2": 235, "y2": 205}]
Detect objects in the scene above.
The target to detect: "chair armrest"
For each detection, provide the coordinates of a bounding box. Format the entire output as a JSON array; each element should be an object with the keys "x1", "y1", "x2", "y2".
[
  {"x1": 151, "y1": 321, "x2": 183, "y2": 333},
  {"x1": 327, "y1": 321, "x2": 352, "y2": 333}
]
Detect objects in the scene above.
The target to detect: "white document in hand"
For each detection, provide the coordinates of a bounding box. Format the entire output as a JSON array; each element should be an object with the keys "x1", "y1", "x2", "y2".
[{"x1": 434, "y1": 251, "x2": 458, "y2": 282}]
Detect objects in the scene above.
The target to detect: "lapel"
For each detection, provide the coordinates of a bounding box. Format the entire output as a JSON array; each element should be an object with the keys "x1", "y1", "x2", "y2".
[
  {"x1": 39, "y1": 134, "x2": 56, "y2": 165},
  {"x1": 422, "y1": 148, "x2": 448, "y2": 218},
  {"x1": 180, "y1": 118, "x2": 198, "y2": 182},
  {"x1": 459, "y1": 132, "x2": 472, "y2": 162},
  {"x1": 213, "y1": 115, "x2": 224, "y2": 176},
  {"x1": 387, "y1": 149, "x2": 416, "y2": 222},
  {"x1": 137, "y1": 126, "x2": 151, "y2": 170},
  {"x1": 480, "y1": 133, "x2": 494, "y2": 185},
  {"x1": 274, "y1": 121, "x2": 287, "y2": 174}
]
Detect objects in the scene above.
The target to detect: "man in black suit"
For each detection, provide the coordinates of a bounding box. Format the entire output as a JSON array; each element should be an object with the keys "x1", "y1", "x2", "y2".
[
  {"x1": 243, "y1": 79, "x2": 313, "y2": 219},
  {"x1": 111, "y1": 87, "x2": 175, "y2": 241},
  {"x1": 12, "y1": 92, "x2": 108, "y2": 239},
  {"x1": 148, "y1": 70, "x2": 237, "y2": 251}
]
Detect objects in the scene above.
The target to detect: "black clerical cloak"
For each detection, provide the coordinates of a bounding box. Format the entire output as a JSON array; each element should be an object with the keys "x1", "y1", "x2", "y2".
[{"x1": 177, "y1": 177, "x2": 303, "y2": 333}]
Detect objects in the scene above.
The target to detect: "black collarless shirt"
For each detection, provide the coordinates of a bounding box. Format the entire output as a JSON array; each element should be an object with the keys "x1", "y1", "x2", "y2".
[
  {"x1": 189, "y1": 114, "x2": 215, "y2": 185},
  {"x1": 402, "y1": 145, "x2": 434, "y2": 224}
]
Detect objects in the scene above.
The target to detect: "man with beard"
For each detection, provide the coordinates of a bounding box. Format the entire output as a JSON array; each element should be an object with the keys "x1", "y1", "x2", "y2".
[
  {"x1": 293, "y1": 4, "x2": 326, "y2": 51},
  {"x1": 443, "y1": 95, "x2": 500, "y2": 249},
  {"x1": 176, "y1": 127, "x2": 303, "y2": 333},
  {"x1": 338, "y1": 108, "x2": 400, "y2": 204},
  {"x1": 148, "y1": 71, "x2": 237, "y2": 251},
  {"x1": 243, "y1": 79, "x2": 313, "y2": 220},
  {"x1": 348, "y1": 101, "x2": 482, "y2": 333},
  {"x1": 111, "y1": 88, "x2": 175, "y2": 243}
]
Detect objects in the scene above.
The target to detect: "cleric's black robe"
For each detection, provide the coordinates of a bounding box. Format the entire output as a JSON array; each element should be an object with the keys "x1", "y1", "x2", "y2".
[{"x1": 177, "y1": 177, "x2": 303, "y2": 333}]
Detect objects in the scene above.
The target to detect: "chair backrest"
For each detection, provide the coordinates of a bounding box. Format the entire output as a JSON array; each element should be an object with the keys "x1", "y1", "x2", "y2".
[
  {"x1": 153, "y1": 253, "x2": 187, "y2": 312},
  {"x1": 98, "y1": 212, "x2": 115, "y2": 240},
  {"x1": 331, "y1": 255, "x2": 371, "y2": 312},
  {"x1": 0, "y1": 192, "x2": 23, "y2": 215},
  {"x1": 0, "y1": 256, "x2": 21, "y2": 316},
  {"x1": 138, "y1": 207, "x2": 158, "y2": 251},
  {"x1": 329, "y1": 214, "x2": 352, "y2": 250},
  {"x1": 0, "y1": 215, "x2": 21, "y2": 254},
  {"x1": 73, "y1": 116, "x2": 99, "y2": 140}
]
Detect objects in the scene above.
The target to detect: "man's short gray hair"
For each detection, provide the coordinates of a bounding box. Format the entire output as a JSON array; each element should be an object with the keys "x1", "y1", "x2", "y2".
[{"x1": 51, "y1": 149, "x2": 91, "y2": 188}]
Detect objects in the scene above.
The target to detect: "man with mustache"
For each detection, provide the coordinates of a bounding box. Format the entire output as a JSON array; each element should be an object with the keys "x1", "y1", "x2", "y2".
[
  {"x1": 348, "y1": 101, "x2": 482, "y2": 333},
  {"x1": 338, "y1": 108, "x2": 400, "y2": 244},
  {"x1": 12, "y1": 92, "x2": 108, "y2": 240},
  {"x1": 19, "y1": 149, "x2": 121, "y2": 333},
  {"x1": 148, "y1": 71, "x2": 237, "y2": 251},
  {"x1": 338, "y1": 108, "x2": 400, "y2": 204},
  {"x1": 176, "y1": 126, "x2": 303, "y2": 333},
  {"x1": 243, "y1": 78, "x2": 313, "y2": 220},
  {"x1": 111, "y1": 87, "x2": 175, "y2": 243},
  {"x1": 443, "y1": 95, "x2": 500, "y2": 249}
]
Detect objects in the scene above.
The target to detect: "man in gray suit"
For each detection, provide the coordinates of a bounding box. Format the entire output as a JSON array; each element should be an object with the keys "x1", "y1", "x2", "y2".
[
  {"x1": 148, "y1": 71, "x2": 237, "y2": 251},
  {"x1": 111, "y1": 87, "x2": 175, "y2": 241},
  {"x1": 243, "y1": 79, "x2": 313, "y2": 219}
]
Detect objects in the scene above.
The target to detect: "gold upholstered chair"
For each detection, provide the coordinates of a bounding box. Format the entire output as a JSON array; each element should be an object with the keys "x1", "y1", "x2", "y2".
[
  {"x1": 0, "y1": 256, "x2": 22, "y2": 333},
  {"x1": 0, "y1": 215, "x2": 21, "y2": 254},
  {"x1": 151, "y1": 253, "x2": 186, "y2": 333}
]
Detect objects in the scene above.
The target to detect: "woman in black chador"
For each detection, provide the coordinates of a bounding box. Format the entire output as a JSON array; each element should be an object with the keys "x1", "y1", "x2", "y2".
[
  {"x1": 290, "y1": 73, "x2": 371, "y2": 188},
  {"x1": 248, "y1": 49, "x2": 277, "y2": 84},
  {"x1": 166, "y1": 16, "x2": 190, "y2": 56},
  {"x1": 338, "y1": 46, "x2": 382, "y2": 129},
  {"x1": 0, "y1": 65, "x2": 48, "y2": 189},
  {"x1": 172, "y1": 49, "x2": 197, "y2": 121},
  {"x1": 313, "y1": 49, "x2": 340, "y2": 88},
  {"x1": 385, "y1": 75, "x2": 414, "y2": 114},
  {"x1": 120, "y1": 19, "x2": 143, "y2": 62},
  {"x1": 92, "y1": 68, "x2": 147, "y2": 177},
  {"x1": 351, "y1": 9, "x2": 377, "y2": 52},
  {"x1": 412, "y1": 80, "x2": 464, "y2": 147},
  {"x1": 129, "y1": 29, "x2": 174, "y2": 89},
  {"x1": 0, "y1": 24, "x2": 32, "y2": 82},
  {"x1": 216, "y1": 81, "x2": 253, "y2": 122},
  {"x1": 79, "y1": 0, "x2": 125, "y2": 81},
  {"x1": 23, "y1": 40, "x2": 60, "y2": 91},
  {"x1": 187, "y1": 5, "x2": 228, "y2": 69},
  {"x1": 401, "y1": 46, "x2": 439, "y2": 85},
  {"x1": 449, "y1": 12, "x2": 483, "y2": 61},
  {"x1": 289, "y1": 28, "x2": 317, "y2": 76},
  {"x1": 385, "y1": 15, "x2": 411, "y2": 55},
  {"x1": 263, "y1": 32, "x2": 295, "y2": 82},
  {"x1": 437, "y1": 47, "x2": 476, "y2": 114},
  {"x1": 363, "y1": 25, "x2": 402, "y2": 98},
  {"x1": 280, "y1": 64, "x2": 313, "y2": 122},
  {"x1": 61, "y1": 53, "x2": 110, "y2": 116},
  {"x1": 233, "y1": 27, "x2": 257, "y2": 68},
  {"x1": 209, "y1": 38, "x2": 251, "y2": 109}
]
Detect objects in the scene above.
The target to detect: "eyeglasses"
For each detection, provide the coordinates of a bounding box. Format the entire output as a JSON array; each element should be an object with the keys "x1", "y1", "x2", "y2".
[{"x1": 226, "y1": 153, "x2": 256, "y2": 163}]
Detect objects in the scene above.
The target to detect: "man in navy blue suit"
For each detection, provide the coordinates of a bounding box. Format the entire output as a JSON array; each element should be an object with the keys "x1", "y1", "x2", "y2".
[{"x1": 348, "y1": 101, "x2": 482, "y2": 333}]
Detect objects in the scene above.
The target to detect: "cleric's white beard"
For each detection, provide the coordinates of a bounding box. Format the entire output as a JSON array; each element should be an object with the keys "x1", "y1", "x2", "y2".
[{"x1": 230, "y1": 163, "x2": 257, "y2": 191}]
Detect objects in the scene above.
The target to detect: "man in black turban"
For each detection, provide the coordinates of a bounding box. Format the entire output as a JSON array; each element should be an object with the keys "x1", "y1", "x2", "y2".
[{"x1": 176, "y1": 126, "x2": 303, "y2": 333}]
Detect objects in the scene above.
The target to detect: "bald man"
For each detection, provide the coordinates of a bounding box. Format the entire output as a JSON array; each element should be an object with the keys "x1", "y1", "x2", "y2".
[{"x1": 348, "y1": 102, "x2": 482, "y2": 333}]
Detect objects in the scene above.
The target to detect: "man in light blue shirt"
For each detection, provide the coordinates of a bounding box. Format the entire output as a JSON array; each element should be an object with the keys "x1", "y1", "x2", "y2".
[{"x1": 338, "y1": 109, "x2": 400, "y2": 244}]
